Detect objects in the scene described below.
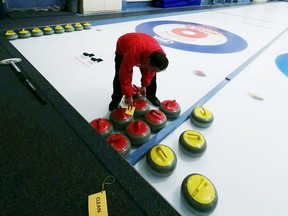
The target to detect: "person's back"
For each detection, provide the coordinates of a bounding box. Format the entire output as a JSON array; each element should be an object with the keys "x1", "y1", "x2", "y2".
[{"x1": 116, "y1": 33, "x2": 165, "y2": 61}]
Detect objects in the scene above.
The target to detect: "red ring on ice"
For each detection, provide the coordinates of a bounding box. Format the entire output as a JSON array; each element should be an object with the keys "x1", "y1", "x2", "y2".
[{"x1": 171, "y1": 28, "x2": 207, "y2": 38}]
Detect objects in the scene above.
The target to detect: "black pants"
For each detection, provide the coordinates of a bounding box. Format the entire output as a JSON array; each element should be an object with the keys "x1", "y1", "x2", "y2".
[{"x1": 111, "y1": 53, "x2": 157, "y2": 104}]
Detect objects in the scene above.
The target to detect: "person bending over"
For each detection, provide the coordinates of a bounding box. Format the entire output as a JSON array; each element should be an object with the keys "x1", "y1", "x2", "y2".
[{"x1": 109, "y1": 32, "x2": 169, "y2": 111}]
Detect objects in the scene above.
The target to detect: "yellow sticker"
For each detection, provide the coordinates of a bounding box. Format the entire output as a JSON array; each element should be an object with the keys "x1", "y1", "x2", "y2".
[
  {"x1": 88, "y1": 191, "x2": 108, "y2": 216},
  {"x1": 125, "y1": 106, "x2": 135, "y2": 116}
]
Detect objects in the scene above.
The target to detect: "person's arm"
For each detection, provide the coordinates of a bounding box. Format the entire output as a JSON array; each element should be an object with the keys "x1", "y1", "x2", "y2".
[
  {"x1": 141, "y1": 68, "x2": 156, "y2": 88},
  {"x1": 119, "y1": 54, "x2": 136, "y2": 97}
]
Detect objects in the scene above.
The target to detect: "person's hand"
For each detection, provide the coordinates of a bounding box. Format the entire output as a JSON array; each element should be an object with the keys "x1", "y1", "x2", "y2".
[
  {"x1": 140, "y1": 86, "x2": 146, "y2": 96},
  {"x1": 133, "y1": 85, "x2": 141, "y2": 94},
  {"x1": 124, "y1": 96, "x2": 133, "y2": 109}
]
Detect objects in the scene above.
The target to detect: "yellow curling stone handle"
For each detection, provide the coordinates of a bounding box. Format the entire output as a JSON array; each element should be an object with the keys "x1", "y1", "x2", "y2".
[
  {"x1": 187, "y1": 175, "x2": 215, "y2": 204},
  {"x1": 151, "y1": 145, "x2": 174, "y2": 166},
  {"x1": 194, "y1": 106, "x2": 213, "y2": 120},
  {"x1": 183, "y1": 130, "x2": 205, "y2": 148},
  {"x1": 5, "y1": 30, "x2": 16, "y2": 36},
  {"x1": 19, "y1": 29, "x2": 29, "y2": 34}
]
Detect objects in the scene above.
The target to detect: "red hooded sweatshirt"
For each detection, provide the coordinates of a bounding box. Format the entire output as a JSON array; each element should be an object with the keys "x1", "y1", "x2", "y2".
[{"x1": 116, "y1": 32, "x2": 166, "y2": 97}]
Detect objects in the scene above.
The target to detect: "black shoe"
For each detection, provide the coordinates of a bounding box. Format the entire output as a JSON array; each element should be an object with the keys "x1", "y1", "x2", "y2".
[
  {"x1": 109, "y1": 100, "x2": 119, "y2": 111},
  {"x1": 147, "y1": 96, "x2": 161, "y2": 107}
]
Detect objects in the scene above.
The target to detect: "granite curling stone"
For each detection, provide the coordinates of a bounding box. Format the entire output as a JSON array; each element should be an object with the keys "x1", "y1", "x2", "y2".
[
  {"x1": 190, "y1": 106, "x2": 214, "y2": 128},
  {"x1": 83, "y1": 22, "x2": 92, "y2": 29},
  {"x1": 64, "y1": 24, "x2": 74, "y2": 32},
  {"x1": 133, "y1": 98, "x2": 150, "y2": 118},
  {"x1": 159, "y1": 99, "x2": 181, "y2": 120},
  {"x1": 144, "y1": 109, "x2": 167, "y2": 133},
  {"x1": 90, "y1": 118, "x2": 113, "y2": 138},
  {"x1": 109, "y1": 107, "x2": 133, "y2": 130},
  {"x1": 5, "y1": 30, "x2": 18, "y2": 40},
  {"x1": 181, "y1": 173, "x2": 218, "y2": 216},
  {"x1": 146, "y1": 144, "x2": 177, "y2": 177},
  {"x1": 132, "y1": 85, "x2": 145, "y2": 100},
  {"x1": 74, "y1": 22, "x2": 84, "y2": 31},
  {"x1": 54, "y1": 25, "x2": 65, "y2": 34},
  {"x1": 125, "y1": 120, "x2": 151, "y2": 147},
  {"x1": 106, "y1": 133, "x2": 131, "y2": 158},
  {"x1": 43, "y1": 26, "x2": 54, "y2": 35},
  {"x1": 31, "y1": 28, "x2": 43, "y2": 37},
  {"x1": 179, "y1": 130, "x2": 207, "y2": 157},
  {"x1": 18, "y1": 29, "x2": 31, "y2": 38}
]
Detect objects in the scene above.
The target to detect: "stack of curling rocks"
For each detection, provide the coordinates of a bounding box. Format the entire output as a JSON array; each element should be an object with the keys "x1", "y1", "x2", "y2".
[
  {"x1": 146, "y1": 144, "x2": 177, "y2": 177},
  {"x1": 181, "y1": 173, "x2": 218, "y2": 215},
  {"x1": 179, "y1": 130, "x2": 207, "y2": 157},
  {"x1": 190, "y1": 106, "x2": 214, "y2": 128},
  {"x1": 90, "y1": 118, "x2": 113, "y2": 138},
  {"x1": 125, "y1": 120, "x2": 151, "y2": 147},
  {"x1": 144, "y1": 109, "x2": 167, "y2": 133},
  {"x1": 109, "y1": 107, "x2": 133, "y2": 130},
  {"x1": 5, "y1": 30, "x2": 18, "y2": 40},
  {"x1": 159, "y1": 99, "x2": 181, "y2": 120},
  {"x1": 106, "y1": 133, "x2": 131, "y2": 158}
]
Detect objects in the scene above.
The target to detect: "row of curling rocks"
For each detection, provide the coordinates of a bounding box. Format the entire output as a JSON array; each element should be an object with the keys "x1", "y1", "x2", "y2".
[
  {"x1": 141, "y1": 105, "x2": 216, "y2": 216},
  {"x1": 163, "y1": 106, "x2": 216, "y2": 215},
  {"x1": 147, "y1": 145, "x2": 217, "y2": 216},
  {"x1": 4, "y1": 22, "x2": 92, "y2": 40}
]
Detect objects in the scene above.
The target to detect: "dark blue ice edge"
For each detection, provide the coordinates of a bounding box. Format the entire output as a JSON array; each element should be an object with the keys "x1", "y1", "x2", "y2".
[{"x1": 126, "y1": 26, "x2": 288, "y2": 166}]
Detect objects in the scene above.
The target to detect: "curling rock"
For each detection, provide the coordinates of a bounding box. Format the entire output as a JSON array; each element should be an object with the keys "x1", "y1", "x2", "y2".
[
  {"x1": 5, "y1": 30, "x2": 18, "y2": 40},
  {"x1": 106, "y1": 133, "x2": 131, "y2": 158},
  {"x1": 54, "y1": 25, "x2": 65, "y2": 34},
  {"x1": 159, "y1": 100, "x2": 181, "y2": 120},
  {"x1": 181, "y1": 173, "x2": 218, "y2": 215},
  {"x1": 74, "y1": 22, "x2": 84, "y2": 31},
  {"x1": 133, "y1": 93, "x2": 145, "y2": 100},
  {"x1": 18, "y1": 29, "x2": 31, "y2": 38},
  {"x1": 65, "y1": 24, "x2": 74, "y2": 32},
  {"x1": 43, "y1": 26, "x2": 54, "y2": 35},
  {"x1": 146, "y1": 144, "x2": 177, "y2": 177},
  {"x1": 132, "y1": 85, "x2": 145, "y2": 100},
  {"x1": 190, "y1": 106, "x2": 214, "y2": 128},
  {"x1": 144, "y1": 109, "x2": 167, "y2": 133},
  {"x1": 109, "y1": 107, "x2": 133, "y2": 130},
  {"x1": 125, "y1": 120, "x2": 151, "y2": 147},
  {"x1": 90, "y1": 118, "x2": 113, "y2": 138},
  {"x1": 83, "y1": 22, "x2": 92, "y2": 29},
  {"x1": 179, "y1": 130, "x2": 207, "y2": 157},
  {"x1": 31, "y1": 28, "x2": 43, "y2": 37},
  {"x1": 133, "y1": 98, "x2": 150, "y2": 118}
]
